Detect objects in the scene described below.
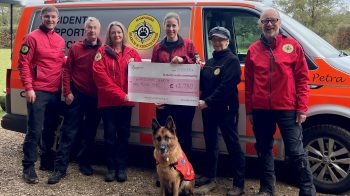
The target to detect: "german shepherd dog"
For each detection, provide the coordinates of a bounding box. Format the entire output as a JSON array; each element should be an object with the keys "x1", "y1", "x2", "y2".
[{"x1": 152, "y1": 116, "x2": 195, "y2": 196}]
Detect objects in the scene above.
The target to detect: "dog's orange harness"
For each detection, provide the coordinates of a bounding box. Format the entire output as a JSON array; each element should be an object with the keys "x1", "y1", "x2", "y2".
[{"x1": 174, "y1": 151, "x2": 195, "y2": 181}]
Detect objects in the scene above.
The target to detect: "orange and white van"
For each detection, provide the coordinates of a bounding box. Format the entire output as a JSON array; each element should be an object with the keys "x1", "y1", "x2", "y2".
[{"x1": 2, "y1": 0, "x2": 350, "y2": 194}]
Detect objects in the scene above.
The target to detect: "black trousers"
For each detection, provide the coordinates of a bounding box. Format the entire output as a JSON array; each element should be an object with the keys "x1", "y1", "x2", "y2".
[
  {"x1": 202, "y1": 107, "x2": 245, "y2": 188},
  {"x1": 252, "y1": 109, "x2": 316, "y2": 196},
  {"x1": 54, "y1": 88, "x2": 100, "y2": 173},
  {"x1": 22, "y1": 90, "x2": 61, "y2": 169},
  {"x1": 101, "y1": 106, "x2": 132, "y2": 171},
  {"x1": 156, "y1": 105, "x2": 195, "y2": 158}
]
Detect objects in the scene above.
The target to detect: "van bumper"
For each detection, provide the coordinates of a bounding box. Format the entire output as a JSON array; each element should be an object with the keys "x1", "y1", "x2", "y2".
[{"x1": 1, "y1": 113, "x2": 27, "y2": 133}]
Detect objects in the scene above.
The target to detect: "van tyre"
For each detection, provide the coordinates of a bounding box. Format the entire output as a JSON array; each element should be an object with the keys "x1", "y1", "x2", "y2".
[{"x1": 303, "y1": 124, "x2": 350, "y2": 194}]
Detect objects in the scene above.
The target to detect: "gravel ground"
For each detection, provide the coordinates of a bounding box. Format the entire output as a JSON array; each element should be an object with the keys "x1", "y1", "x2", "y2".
[{"x1": 0, "y1": 126, "x2": 347, "y2": 196}]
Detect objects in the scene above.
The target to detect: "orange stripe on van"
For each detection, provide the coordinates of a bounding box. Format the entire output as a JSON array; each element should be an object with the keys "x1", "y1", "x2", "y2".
[
  {"x1": 12, "y1": 7, "x2": 39, "y2": 69},
  {"x1": 193, "y1": 6, "x2": 204, "y2": 59},
  {"x1": 189, "y1": 7, "x2": 195, "y2": 39},
  {"x1": 246, "y1": 142, "x2": 278, "y2": 157},
  {"x1": 140, "y1": 132, "x2": 153, "y2": 145},
  {"x1": 10, "y1": 71, "x2": 23, "y2": 89},
  {"x1": 138, "y1": 103, "x2": 156, "y2": 128}
]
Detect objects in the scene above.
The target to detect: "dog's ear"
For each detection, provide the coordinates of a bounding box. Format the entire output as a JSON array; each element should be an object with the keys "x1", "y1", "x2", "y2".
[
  {"x1": 152, "y1": 118, "x2": 161, "y2": 135},
  {"x1": 165, "y1": 116, "x2": 176, "y2": 134}
]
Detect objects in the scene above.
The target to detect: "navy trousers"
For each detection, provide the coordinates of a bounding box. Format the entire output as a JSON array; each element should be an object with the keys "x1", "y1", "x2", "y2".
[
  {"x1": 252, "y1": 109, "x2": 316, "y2": 196},
  {"x1": 22, "y1": 90, "x2": 61, "y2": 169}
]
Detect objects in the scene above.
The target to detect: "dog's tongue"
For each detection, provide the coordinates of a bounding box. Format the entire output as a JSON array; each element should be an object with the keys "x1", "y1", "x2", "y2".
[{"x1": 160, "y1": 152, "x2": 168, "y2": 158}]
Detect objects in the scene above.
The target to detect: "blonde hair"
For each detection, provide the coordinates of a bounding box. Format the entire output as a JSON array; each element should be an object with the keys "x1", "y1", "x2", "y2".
[
  {"x1": 105, "y1": 21, "x2": 128, "y2": 47},
  {"x1": 163, "y1": 12, "x2": 181, "y2": 27}
]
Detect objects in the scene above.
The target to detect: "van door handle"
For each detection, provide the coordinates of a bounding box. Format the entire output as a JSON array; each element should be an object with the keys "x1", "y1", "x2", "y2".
[{"x1": 308, "y1": 84, "x2": 323, "y2": 89}]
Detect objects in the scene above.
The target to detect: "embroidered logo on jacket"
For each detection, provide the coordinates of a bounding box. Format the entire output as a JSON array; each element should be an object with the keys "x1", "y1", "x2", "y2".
[
  {"x1": 95, "y1": 52, "x2": 102, "y2": 61},
  {"x1": 282, "y1": 44, "x2": 294, "y2": 53},
  {"x1": 20, "y1": 45, "x2": 30, "y2": 55}
]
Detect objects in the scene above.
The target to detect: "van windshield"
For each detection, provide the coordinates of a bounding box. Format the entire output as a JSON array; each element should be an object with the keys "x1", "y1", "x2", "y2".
[{"x1": 279, "y1": 12, "x2": 340, "y2": 58}]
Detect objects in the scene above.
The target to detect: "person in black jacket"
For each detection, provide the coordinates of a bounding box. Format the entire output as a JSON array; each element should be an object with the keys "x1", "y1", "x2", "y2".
[{"x1": 196, "y1": 27, "x2": 245, "y2": 196}]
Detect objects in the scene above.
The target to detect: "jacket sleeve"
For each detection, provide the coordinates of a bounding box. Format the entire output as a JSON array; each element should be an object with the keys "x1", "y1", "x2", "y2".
[
  {"x1": 204, "y1": 57, "x2": 241, "y2": 107},
  {"x1": 151, "y1": 44, "x2": 159, "y2": 62},
  {"x1": 244, "y1": 50, "x2": 254, "y2": 114},
  {"x1": 93, "y1": 48, "x2": 126, "y2": 102},
  {"x1": 182, "y1": 40, "x2": 199, "y2": 64},
  {"x1": 131, "y1": 49, "x2": 142, "y2": 62},
  {"x1": 63, "y1": 46, "x2": 74, "y2": 96},
  {"x1": 294, "y1": 43, "x2": 309, "y2": 113},
  {"x1": 18, "y1": 35, "x2": 36, "y2": 91}
]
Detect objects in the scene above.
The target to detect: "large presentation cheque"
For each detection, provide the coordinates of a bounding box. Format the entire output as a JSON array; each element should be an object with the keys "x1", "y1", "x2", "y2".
[{"x1": 128, "y1": 62, "x2": 200, "y2": 106}]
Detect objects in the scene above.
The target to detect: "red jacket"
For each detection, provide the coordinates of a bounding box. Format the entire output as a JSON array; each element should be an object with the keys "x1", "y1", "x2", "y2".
[
  {"x1": 18, "y1": 25, "x2": 65, "y2": 92},
  {"x1": 151, "y1": 36, "x2": 198, "y2": 63},
  {"x1": 245, "y1": 34, "x2": 309, "y2": 114},
  {"x1": 93, "y1": 45, "x2": 141, "y2": 108},
  {"x1": 63, "y1": 39, "x2": 102, "y2": 97}
]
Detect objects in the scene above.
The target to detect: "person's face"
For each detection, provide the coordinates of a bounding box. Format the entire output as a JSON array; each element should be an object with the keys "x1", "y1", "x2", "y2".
[
  {"x1": 109, "y1": 25, "x2": 124, "y2": 45},
  {"x1": 211, "y1": 36, "x2": 229, "y2": 51},
  {"x1": 164, "y1": 17, "x2": 180, "y2": 41},
  {"x1": 85, "y1": 20, "x2": 100, "y2": 42},
  {"x1": 41, "y1": 11, "x2": 59, "y2": 30},
  {"x1": 260, "y1": 9, "x2": 281, "y2": 40}
]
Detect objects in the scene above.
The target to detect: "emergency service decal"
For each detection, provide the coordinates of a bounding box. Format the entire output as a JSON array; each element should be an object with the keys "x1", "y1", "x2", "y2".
[
  {"x1": 95, "y1": 52, "x2": 102, "y2": 61},
  {"x1": 214, "y1": 67, "x2": 221, "y2": 76},
  {"x1": 20, "y1": 45, "x2": 30, "y2": 55},
  {"x1": 128, "y1": 15, "x2": 160, "y2": 50},
  {"x1": 282, "y1": 44, "x2": 294, "y2": 54}
]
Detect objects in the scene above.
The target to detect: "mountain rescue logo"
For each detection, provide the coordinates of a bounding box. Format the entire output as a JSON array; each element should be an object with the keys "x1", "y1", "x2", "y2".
[
  {"x1": 128, "y1": 15, "x2": 160, "y2": 50},
  {"x1": 282, "y1": 44, "x2": 294, "y2": 54}
]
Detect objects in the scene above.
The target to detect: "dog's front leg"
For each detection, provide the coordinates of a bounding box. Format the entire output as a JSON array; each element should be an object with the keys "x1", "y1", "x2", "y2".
[
  {"x1": 172, "y1": 180, "x2": 180, "y2": 196},
  {"x1": 160, "y1": 183, "x2": 165, "y2": 196}
]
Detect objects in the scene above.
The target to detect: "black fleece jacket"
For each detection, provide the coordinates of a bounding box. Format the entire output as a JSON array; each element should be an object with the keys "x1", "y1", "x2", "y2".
[{"x1": 200, "y1": 48, "x2": 241, "y2": 111}]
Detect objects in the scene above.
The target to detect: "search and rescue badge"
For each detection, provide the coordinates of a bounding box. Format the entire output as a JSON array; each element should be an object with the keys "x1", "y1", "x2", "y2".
[
  {"x1": 214, "y1": 67, "x2": 221, "y2": 76},
  {"x1": 20, "y1": 45, "x2": 29, "y2": 55},
  {"x1": 282, "y1": 44, "x2": 294, "y2": 54},
  {"x1": 95, "y1": 52, "x2": 102, "y2": 61}
]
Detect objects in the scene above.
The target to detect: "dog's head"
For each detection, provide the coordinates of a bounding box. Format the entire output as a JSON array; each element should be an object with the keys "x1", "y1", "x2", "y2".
[{"x1": 152, "y1": 116, "x2": 178, "y2": 159}]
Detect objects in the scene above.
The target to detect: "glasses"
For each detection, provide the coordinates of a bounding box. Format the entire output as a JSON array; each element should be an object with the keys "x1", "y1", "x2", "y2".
[{"x1": 261, "y1": 18, "x2": 279, "y2": 25}]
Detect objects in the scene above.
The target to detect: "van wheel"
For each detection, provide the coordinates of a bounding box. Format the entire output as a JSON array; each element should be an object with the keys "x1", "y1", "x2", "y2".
[{"x1": 303, "y1": 125, "x2": 350, "y2": 194}]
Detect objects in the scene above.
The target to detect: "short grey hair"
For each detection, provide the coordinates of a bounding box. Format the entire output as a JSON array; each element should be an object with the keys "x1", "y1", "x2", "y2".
[
  {"x1": 84, "y1": 17, "x2": 101, "y2": 29},
  {"x1": 258, "y1": 7, "x2": 281, "y2": 25}
]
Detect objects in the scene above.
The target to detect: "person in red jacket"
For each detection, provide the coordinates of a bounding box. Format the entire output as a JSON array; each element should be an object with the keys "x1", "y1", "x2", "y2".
[
  {"x1": 151, "y1": 12, "x2": 200, "y2": 162},
  {"x1": 18, "y1": 5, "x2": 65, "y2": 184},
  {"x1": 47, "y1": 17, "x2": 102, "y2": 184},
  {"x1": 93, "y1": 21, "x2": 141, "y2": 182},
  {"x1": 245, "y1": 8, "x2": 316, "y2": 196}
]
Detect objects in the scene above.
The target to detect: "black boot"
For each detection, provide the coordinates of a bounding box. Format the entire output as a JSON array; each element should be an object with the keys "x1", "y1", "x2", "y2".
[
  {"x1": 47, "y1": 170, "x2": 66, "y2": 184},
  {"x1": 79, "y1": 164, "x2": 93, "y2": 176},
  {"x1": 23, "y1": 167, "x2": 39, "y2": 184},
  {"x1": 105, "y1": 170, "x2": 115, "y2": 182},
  {"x1": 116, "y1": 169, "x2": 127, "y2": 182}
]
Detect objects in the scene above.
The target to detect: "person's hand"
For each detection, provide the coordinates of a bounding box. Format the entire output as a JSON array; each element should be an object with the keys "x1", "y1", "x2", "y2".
[
  {"x1": 170, "y1": 56, "x2": 184, "y2": 64},
  {"x1": 25, "y1": 90, "x2": 36, "y2": 103},
  {"x1": 128, "y1": 58, "x2": 135, "y2": 63},
  {"x1": 296, "y1": 113, "x2": 307, "y2": 125},
  {"x1": 198, "y1": 100, "x2": 208, "y2": 109},
  {"x1": 155, "y1": 103, "x2": 165, "y2": 109},
  {"x1": 247, "y1": 114, "x2": 253, "y2": 124},
  {"x1": 124, "y1": 95, "x2": 129, "y2": 102},
  {"x1": 65, "y1": 93, "x2": 74, "y2": 105}
]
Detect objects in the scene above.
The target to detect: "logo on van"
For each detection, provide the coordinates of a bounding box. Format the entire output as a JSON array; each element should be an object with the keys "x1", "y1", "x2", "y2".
[{"x1": 128, "y1": 15, "x2": 160, "y2": 50}]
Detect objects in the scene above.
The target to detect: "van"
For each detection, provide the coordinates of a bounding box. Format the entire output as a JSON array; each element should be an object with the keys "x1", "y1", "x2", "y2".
[{"x1": 2, "y1": 0, "x2": 350, "y2": 194}]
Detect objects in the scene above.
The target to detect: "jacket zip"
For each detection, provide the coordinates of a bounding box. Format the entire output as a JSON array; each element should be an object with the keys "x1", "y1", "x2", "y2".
[
  {"x1": 112, "y1": 60, "x2": 116, "y2": 80},
  {"x1": 268, "y1": 48, "x2": 274, "y2": 110}
]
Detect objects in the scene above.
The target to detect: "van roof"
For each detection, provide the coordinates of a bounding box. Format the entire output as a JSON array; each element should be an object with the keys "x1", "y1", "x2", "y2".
[{"x1": 26, "y1": 0, "x2": 266, "y2": 9}]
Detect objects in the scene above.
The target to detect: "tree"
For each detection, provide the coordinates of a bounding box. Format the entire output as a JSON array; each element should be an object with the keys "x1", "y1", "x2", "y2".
[{"x1": 273, "y1": 0, "x2": 350, "y2": 45}]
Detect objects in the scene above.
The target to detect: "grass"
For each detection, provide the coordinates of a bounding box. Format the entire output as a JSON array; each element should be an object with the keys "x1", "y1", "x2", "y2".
[{"x1": 0, "y1": 48, "x2": 11, "y2": 116}]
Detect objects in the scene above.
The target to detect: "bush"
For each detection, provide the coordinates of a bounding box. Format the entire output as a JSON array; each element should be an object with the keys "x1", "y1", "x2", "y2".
[
  {"x1": 333, "y1": 24, "x2": 350, "y2": 50},
  {"x1": 0, "y1": 25, "x2": 17, "y2": 48}
]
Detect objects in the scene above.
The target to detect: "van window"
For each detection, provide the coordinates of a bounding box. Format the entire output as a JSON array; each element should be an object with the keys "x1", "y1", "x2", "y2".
[{"x1": 203, "y1": 9, "x2": 260, "y2": 62}]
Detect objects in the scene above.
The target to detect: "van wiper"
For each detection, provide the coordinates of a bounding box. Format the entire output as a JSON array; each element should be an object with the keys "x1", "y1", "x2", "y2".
[{"x1": 339, "y1": 50, "x2": 348, "y2": 57}]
